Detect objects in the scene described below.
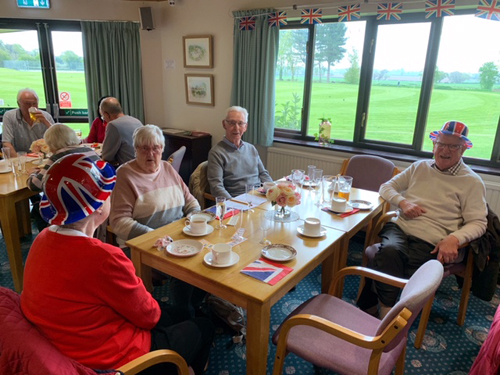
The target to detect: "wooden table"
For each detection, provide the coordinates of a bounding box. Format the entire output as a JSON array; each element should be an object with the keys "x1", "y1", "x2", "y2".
[
  {"x1": 0, "y1": 160, "x2": 39, "y2": 292},
  {"x1": 127, "y1": 207, "x2": 345, "y2": 375}
]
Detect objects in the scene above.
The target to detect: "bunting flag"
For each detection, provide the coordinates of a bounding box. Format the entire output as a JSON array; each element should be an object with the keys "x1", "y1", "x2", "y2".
[
  {"x1": 425, "y1": 0, "x2": 455, "y2": 18},
  {"x1": 239, "y1": 16, "x2": 256, "y2": 31},
  {"x1": 377, "y1": 3, "x2": 403, "y2": 20},
  {"x1": 475, "y1": 0, "x2": 500, "y2": 20},
  {"x1": 338, "y1": 4, "x2": 361, "y2": 22},
  {"x1": 268, "y1": 11, "x2": 288, "y2": 27},
  {"x1": 300, "y1": 8, "x2": 323, "y2": 24}
]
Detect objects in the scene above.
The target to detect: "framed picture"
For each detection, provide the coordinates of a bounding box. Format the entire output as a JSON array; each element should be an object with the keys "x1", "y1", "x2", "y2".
[
  {"x1": 183, "y1": 35, "x2": 213, "y2": 68},
  {"x1": 185, "y1": 74, "x2": 214, "y2": 106}
]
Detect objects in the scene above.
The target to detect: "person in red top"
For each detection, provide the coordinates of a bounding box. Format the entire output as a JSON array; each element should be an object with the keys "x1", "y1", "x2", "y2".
[
  {"x1": 84, "y1": 96, "x2": 109, "y2": 143},
  {"x1": 20, "y1": 153, "x2": 213, "y2": 374}
]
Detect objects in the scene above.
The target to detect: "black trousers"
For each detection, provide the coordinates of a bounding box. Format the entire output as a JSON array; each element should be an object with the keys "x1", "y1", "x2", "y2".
[
  {"x1": 141, "y1": 307, "x2": 214, "y2": 375},
  {"x1": 361, "y1": 222, "x2": 436, "y2": 307}
]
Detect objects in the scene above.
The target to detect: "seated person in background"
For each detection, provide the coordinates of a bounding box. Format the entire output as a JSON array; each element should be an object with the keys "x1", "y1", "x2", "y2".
[
  {"x1": 110, "y1": 124, "x2": 204, "y2": 317},
  {"x1": 358, "y1": 121, "x2": 487, "y2": 318},
  {"x1": 207, "y1": 105, "x2": 272, "y2": 198},
  {"x1": 27, "y1": 123, "x2": 99, "y2": 192},
  {"x1": 84, "y1": 95, "x2": 109, "y2": 143},
  {"x1": 100, "y1": 96, "x2": 143, "y2": 166},
  {"x1": 21, "y1": 153, "x2": 214, "y2": 374},
  {"x1": 2, "y1": 88, "x2": 54, "y2": 156}
]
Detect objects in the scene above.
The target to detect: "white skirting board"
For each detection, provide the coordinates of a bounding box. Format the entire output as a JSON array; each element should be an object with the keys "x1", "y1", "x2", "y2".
[{"x1": 267, "y1": 146, "x2": 500, "y2": 216}]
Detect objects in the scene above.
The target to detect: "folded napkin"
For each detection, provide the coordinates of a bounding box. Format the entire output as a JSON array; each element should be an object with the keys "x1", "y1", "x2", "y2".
[
  {"x1": 321, "y1": 207, "x2": 360, "y2": 218},
  {"x1": 241, "y1": 258, "x2": 293, "y2": 285},
  {"x1": 154, "y1": 235, "x2": 174, "y2": 251}
]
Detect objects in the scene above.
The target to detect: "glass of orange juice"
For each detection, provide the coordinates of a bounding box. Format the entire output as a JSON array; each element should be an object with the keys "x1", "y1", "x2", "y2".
[{"x1": 338, "y1": 176, "x2": 353, "y2": 201}]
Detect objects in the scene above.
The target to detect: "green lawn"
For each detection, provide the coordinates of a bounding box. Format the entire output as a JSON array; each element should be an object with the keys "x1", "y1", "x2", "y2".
[{"x1": 276, "y1": 79, "x2": 500, "y2": 160}]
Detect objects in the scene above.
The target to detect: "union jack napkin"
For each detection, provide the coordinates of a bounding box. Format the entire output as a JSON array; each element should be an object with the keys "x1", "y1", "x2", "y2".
[{"x1": 241, "y1": 258, "x2": 293, "y2": 285}]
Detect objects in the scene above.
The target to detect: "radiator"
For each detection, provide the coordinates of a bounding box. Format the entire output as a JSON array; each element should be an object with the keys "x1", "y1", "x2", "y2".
[{"x1": 267, "y1": 146, "x2": 500, "y2": 215}]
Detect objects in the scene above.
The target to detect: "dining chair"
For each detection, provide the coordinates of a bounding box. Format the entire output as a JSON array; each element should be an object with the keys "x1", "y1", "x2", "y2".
[
  {"x1": 0, "y1": 286, "x2": 192, "y2": 375},
  {"x1": 188, "y1": 161, "x2": 215, "y2": 209},
  {"x1": 339, "y1": 155, "x2": 400, "y2": 249},
  {"x1": 362, "y1": 211, "x2": 474, "y2": 349},
  {"x1": 167, "y1": 145, "x2": 187, "y2": 173},
  {"x1": 272, "y1": 260, "x2": 443, "y2": 375}
]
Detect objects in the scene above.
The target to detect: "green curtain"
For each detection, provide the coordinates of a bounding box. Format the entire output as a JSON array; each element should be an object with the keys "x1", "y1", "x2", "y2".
[
  {"x1": 81, "y1": 21, "x2": 144, "y2": 123},
  {"x1": 231, "y1": 9, "x2": 279, "y2": 147}
]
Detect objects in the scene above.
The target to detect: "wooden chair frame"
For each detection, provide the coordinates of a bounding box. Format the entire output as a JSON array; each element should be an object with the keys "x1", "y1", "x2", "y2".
[{"x1": 118, "y1": 349, "x2": 190, "y2": 375}]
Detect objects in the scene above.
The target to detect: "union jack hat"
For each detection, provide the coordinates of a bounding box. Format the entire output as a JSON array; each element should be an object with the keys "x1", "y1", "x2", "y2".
[
  {"x1": 40, "y1": 153, "x2": 117, "y2": 225},
  {"x1": 429, "y1": 120, "x2": 473, "y2": 149}
]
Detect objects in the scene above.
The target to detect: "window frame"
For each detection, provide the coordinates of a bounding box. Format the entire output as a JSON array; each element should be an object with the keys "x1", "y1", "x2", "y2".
[
  {"x1": 0, "y1": 18, "x2": 88, "y2": 125},
  {"x1": 274, "y1": 10, "x2": 500, "y2": 169}
]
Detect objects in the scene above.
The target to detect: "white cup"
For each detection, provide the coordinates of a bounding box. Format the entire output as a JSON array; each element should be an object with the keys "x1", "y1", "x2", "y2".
[
  {"x1": 185, "y1": 215, "x2": 208, "y2": 234},
  {"x1": 263, "y1": 182, "x2": 275, "y2": 192},
  {"x1": 0, "y1": 160, "x2": 9, "y2": 173},
  {"x1": 331, "y1": 198, "x2": 347, "y2": 212},
  {"x1": 303, "y1": 217, "x2": 321, "y2": 236},
  {"x1": 211, "y1": 243, "x2": 232, "y2": 265}
]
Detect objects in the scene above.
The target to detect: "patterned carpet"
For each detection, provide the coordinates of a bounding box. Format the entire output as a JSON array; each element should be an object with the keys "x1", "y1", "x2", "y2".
[{"x1": 1, "y1": 228, "x2": 497, "y2": 374}]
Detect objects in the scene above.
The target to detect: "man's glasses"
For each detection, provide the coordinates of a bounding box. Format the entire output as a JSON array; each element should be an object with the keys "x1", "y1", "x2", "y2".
[
  {"x1": 224, "y1": 120, "x2": 247, "y2": 127},
  {"x1": 434, "y1": 142, "x2": 463, "y2": 151},
  {"x1": 136, "y1": 145, "x2": 162, "y2": 154}
]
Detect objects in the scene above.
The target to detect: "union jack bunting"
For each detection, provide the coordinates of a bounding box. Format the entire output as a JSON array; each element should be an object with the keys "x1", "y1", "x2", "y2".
[
  {"x1": 377, "y1": 3, "x2": 403, "y2": 21},
  {"x1": 425, "y1": 0, "x2": 455, "y2": 18},
  {"x1": 239, "y1": 16, "x2": 256, "y2": 31},
  {"x1": 338, "y1": 4, "x2": 361, "y2": 22},
  {"x1": 300, "y1": 8, "x2": 323, "y2": 24},
  {"x1": 268, "y1": 11, "x2": 288, "y2": 27},
  {"x1": 475, "y1": 0, "x2": 500, "y2": 21}
]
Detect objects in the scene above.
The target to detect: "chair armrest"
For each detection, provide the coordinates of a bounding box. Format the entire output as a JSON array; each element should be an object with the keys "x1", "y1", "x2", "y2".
[
  {"x1": 278, "y1": 307, "x2": 411, "y2": 350},
  {"x1": 117, "y1": 349, "x2": 190, "y2": 375},
  {"x1": 328, "y1": 266, "x2": 408, "y2": 295}
]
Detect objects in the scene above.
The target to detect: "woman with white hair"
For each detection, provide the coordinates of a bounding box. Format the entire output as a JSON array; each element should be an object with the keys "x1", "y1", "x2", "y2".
[
  {"x1": 27, "y1": 123, "x2": 99, "y2": 192},
  {"x1": 110, "y1": 124, "x2": 204, "y2": 316}
]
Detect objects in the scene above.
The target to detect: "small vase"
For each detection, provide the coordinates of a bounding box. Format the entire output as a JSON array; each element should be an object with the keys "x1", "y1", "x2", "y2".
[{"x1": 275, "y1": 205, "x2": 291, "y2": 219}]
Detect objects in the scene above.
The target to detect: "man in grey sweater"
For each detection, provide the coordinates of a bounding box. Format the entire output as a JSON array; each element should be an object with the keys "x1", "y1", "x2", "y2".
[
  {"x1": 207, "y1": 106, "x2": 272, "y2": 198},
  {"x1": 359, "y1": 121, "x2": 487, "y2": 318},
  {"x1": 100, "y1": 97, "x2": 143, "y2": 166}
]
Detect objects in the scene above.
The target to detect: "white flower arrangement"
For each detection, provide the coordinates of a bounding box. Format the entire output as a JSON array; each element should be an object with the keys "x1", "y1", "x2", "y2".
[{"x1": 30, "y1": 139, "x2": 50, "y2": 156}]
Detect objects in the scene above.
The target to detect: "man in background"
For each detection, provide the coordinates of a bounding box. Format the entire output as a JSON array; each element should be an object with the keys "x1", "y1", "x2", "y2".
[
  {"x1": 2, "y1": 88, "x2": 54, "y2": 156},
  {"x1": 100, "y1": 97, "x2": 143, "y2": 166},
  {"x1": 207, "y1": 106, "x2": 272, "y2": 198}
]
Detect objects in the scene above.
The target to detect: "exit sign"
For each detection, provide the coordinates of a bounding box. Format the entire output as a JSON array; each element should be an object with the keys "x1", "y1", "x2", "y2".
[{"x1": 17, "y1": 0, "x2": 50, "y2": 9}]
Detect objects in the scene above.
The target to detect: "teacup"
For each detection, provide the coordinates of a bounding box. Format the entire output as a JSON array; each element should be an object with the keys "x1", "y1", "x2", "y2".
[
  {"x1": 185, "y1": 215, "x2": 208, "y2": 234},
  {"x1": 263, "y1": 182, "x2": 275, "y2": 192},
  {"x1": 303, "y1": 217, "x2": 321, "y2": 236},
  {"x1": 331, "y1": 198, "x2": 347, "y2": 212},
  {"x1": 211, "y1": 243, "x2": 232, "y2": 265},
  {"x1": 0, "y1": 160, "x2": 9, "y2": 173}
]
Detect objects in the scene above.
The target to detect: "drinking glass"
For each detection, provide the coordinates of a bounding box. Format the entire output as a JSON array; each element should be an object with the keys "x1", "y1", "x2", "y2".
[
  {"x1": 307, "y1": 165, "x2": 316, "y2": 181},
  {"x1": 259, "y1": 212, "x2": 271, "y2": 246},
  {"x1": 245, "y1": 183, "x2": 257, "y2": 212},
  {"x1": 17, "y1": 151, "x2": 27, "y2": 174},
  {"x1": 1, "y1": 147, "x2": 16, "y2": 176},
  {"x1": 311, "y1": 169, "x2": 323, "y2": 206},
  {"x1": 216, "y1": 196, "x2": 227, "y2": 229},
  {"x1": 321, "y1": 175, "x2": 335, "y2": 204},
  {"x1": 291, "y1": 169, "x2": 305, "y2": 190},
  {"x1": 28, "y1": 107, "x2": 38, "y2": 123},
  {"x1": 339, "y1": 176, "x2": 353, "y2": 202},
  {"x1": 74, "y1": 129, "x2": 82, "y2": 139}
]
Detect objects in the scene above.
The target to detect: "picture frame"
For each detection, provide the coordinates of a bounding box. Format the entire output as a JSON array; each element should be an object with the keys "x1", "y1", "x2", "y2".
[
  {"x1": 185, "y1": 74, "x2": 214, "y2": 106},
  {"x1": 183, "y1": 35, "x2": 213, "y2": 68}
]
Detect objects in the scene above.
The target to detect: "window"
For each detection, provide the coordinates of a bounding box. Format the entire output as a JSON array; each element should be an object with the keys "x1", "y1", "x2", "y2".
[
  {"x1": 0, "y1": 19, "x2": 89, "y2": 136},
  {"x1": 274, "y1": 12, "x2": 500, "y2": 168}
]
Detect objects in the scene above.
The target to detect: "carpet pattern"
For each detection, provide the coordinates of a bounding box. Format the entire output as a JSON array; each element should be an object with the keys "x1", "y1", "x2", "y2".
[{"x1": 1, "y1": 229, "x2": 497, "y2": 374}]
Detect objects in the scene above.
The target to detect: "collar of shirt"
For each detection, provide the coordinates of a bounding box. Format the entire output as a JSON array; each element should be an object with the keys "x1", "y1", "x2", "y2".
[
  {"x1": 222, "y1": 137, "x2": 244, "y2": 150},
  {"x1": 431, "y1": 159, "x2": 463, "y2": 176}
]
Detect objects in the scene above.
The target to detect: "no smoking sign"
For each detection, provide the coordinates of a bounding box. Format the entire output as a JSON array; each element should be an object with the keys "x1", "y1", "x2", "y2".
[{"x1": 59, "y1": 91, "x2": 72, "y2": 108}]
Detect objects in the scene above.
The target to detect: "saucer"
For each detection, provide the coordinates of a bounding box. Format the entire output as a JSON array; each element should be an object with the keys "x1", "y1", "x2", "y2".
[
  {"x1": 349, "y1": 200, "x2": 373, "y2": 210},
  {"x1": 166, "y1": 240, "x2": 203, "y2": 257},
  {"x1": 183, "y1": 225, "x2": 214, "y2": 237},
  {"x1": 204, "y1": 252, "x2": 240, "y2": 267},
  {"x1": 0, "y1": 168, "x2": 10, "y2": 174},
  {"x1": 262, "y1": 244, "x2": 297, "y2": 262},
  {"x1": 297, "y1": 225, "x2": 327, "y2": 238}
]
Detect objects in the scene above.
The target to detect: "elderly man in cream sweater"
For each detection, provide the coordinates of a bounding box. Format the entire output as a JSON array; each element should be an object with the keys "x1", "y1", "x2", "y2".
[{"x1": 358, "y1": 121, "x2": 487, "y2": 318}]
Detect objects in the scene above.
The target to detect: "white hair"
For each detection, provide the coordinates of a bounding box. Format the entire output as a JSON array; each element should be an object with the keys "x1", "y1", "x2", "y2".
[
  {"x1": 133, "y1": 124, "x2": 165, "y2": 148},
  {"x1": 17, "y1": 88, "x2": 39, "y2": 103},
  {"x1": 44, "y1": 124, "x2": 81, "y2": 153},
  {"x1": 225, "y1": 106, "x2": 248, "y2": 122}
]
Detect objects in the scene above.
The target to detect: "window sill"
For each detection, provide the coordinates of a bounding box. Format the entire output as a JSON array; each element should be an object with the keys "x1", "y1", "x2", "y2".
[{"x1": 273, "y1": 137, "x2": 500, "y2": 177}]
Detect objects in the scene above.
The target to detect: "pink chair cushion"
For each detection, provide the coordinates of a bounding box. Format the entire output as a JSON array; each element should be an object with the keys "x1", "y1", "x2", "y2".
[{"x1": 0, "y1": 287, "x2": 96, "y2": 375}]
